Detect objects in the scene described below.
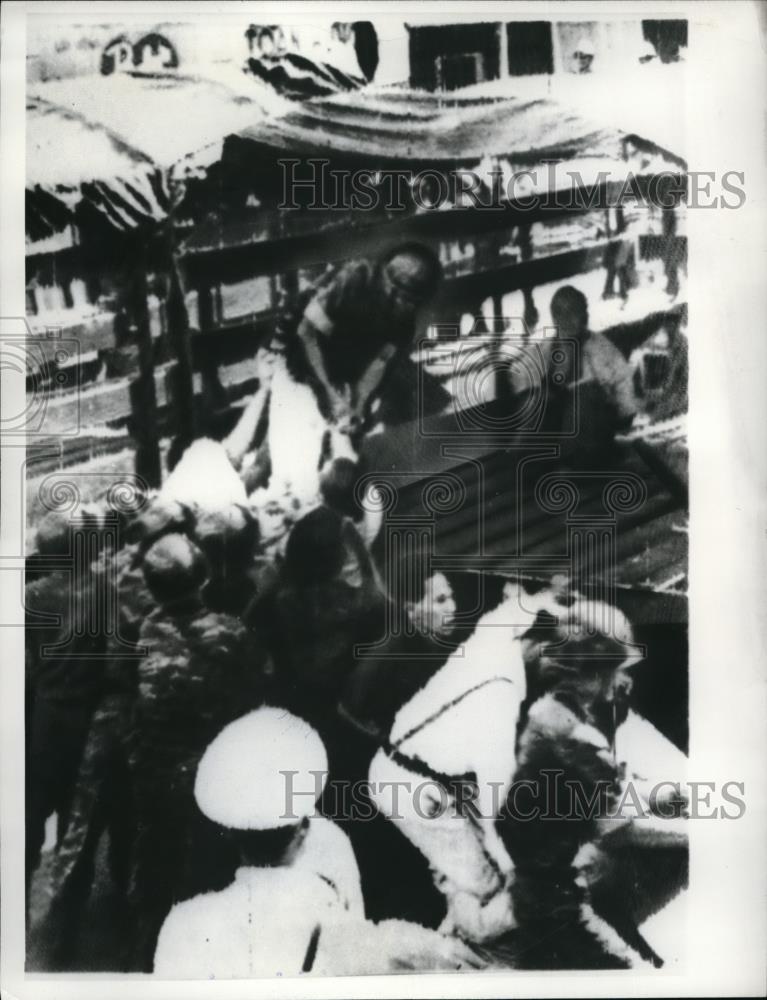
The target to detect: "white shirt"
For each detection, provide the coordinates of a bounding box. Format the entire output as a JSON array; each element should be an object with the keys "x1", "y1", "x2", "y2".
[
  {"x1": 577, "y1": 331, "x2": 638, "y2": 421},
  {"x1": 511, "y1": 331, "x2": 638, "y2": 422},
  {"x1": 153, "y1": 819, "x2": 362, "y2": 979},
  {"x1": 389, "y1": 588, "x2": 533, "y2": 820}
]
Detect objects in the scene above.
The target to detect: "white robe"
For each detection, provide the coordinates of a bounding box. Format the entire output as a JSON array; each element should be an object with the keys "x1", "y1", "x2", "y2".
[{"x1": 368, "y1": 586, "x2": 536, "y2": 941}]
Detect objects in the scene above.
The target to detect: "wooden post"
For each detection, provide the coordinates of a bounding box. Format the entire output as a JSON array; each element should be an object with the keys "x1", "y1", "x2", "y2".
[
  {"x1": 165, "y1": 245, "x2": 197, "y2": 468},
  {"x1": 127, "y1": 238, "x2": 162, "y2": 489},
  {"x1": 197, "y1": 282, "x2": 227, "y2": 421}
]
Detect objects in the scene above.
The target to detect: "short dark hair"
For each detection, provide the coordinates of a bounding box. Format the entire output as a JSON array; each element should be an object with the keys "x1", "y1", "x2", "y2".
[
  {"x1": 284, "y1": 507, "x2": 345, "y2": 585},
  {"x1": 380, "y1": 242, "x2": 443, "y2": 295},
  {"x1": 550, "y1": 285, "x2": 588, "y2": 324},
  {"x1": 319, "y1": 458, "x2": 361, "y2": 519}
]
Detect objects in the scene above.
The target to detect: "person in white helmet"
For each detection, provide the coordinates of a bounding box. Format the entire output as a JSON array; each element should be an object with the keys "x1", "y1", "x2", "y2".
[{"x1": 152, "y1": 707, "x2": 363, "y2": 977}]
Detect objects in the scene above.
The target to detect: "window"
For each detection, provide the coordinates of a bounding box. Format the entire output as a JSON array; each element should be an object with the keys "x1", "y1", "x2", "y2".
[
  {"x1": 435, "y1": 52, "x2": 485, "y2": 91},
  {"x1": 507, "y1": 21, "x2": 553, "y2": 76},
  {"x1": 642, "y1": 20, "x2": 687, "y2": 63},
  {"x1": 408, "y1": 23, "x2": 500, "y2": 91}
]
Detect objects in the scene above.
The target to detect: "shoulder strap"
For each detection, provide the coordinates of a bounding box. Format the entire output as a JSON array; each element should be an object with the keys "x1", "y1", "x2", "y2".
[
  {"x1": 301, "y1": 923, "x2": 322, "y2": 973},
  {"x1": 393, "y1": 675, "x2": 516, "y2": 750}
]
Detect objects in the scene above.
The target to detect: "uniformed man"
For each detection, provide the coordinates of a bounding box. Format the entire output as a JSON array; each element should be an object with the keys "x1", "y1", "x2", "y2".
[
  {"x1": 128, "y1": 533, "x2": 267, "y2": 970},
  {"x1": 154, "y1": 707, "x2": 479, "y2": 977},
  {"x1": 153, "y1": 706, "x2": 362, "y2": 978}
]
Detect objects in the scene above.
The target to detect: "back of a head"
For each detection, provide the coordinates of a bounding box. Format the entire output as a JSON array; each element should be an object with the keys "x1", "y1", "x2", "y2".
[
  {"x1": 284, "y1": 507, "x2": 345, "y2": 586},
  {"x1": 143, "y1": 532, "x2": 208, "y2": 605},
  {"x1": 550, "y1": 285, "x2": 589, "y2": 329},
  {"x1": 319, "y1": 458, "x2": 360, "y2": 519}
]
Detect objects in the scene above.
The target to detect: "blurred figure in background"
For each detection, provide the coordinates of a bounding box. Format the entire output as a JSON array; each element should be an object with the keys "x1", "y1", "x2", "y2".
[
  {"x1": 572, "y1": 38, "x2": 596, "y2": 74},
  {"x1": 25, "y1": 510, "x2": 109, "y2": 917}
]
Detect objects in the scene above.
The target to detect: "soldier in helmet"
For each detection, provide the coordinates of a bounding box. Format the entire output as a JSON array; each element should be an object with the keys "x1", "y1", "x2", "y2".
[{"x1": 128, "y1": 533, "x2": 266, "y2": 970}]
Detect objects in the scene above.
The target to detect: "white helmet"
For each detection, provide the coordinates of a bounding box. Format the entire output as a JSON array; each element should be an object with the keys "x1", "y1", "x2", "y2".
[{"x1": 194, "y1": 707, "x2": 328, "y2": 830}]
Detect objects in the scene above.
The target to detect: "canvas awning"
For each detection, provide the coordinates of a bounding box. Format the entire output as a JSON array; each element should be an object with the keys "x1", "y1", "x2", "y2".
[
  {"x1": 26, "y1": 71, "x2": 290, "y2": 236},
  {"x1": 227, "y1": 86, "x2": 686, "y2": 171}
]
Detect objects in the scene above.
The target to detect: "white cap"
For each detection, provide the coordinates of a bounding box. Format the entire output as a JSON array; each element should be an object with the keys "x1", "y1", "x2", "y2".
[
  {"x1": 574, "y1": 37, "x2": 596, "y2": 57},
  {"x1": 194, "y1": 707, "x2": 328, "y2": 830}
]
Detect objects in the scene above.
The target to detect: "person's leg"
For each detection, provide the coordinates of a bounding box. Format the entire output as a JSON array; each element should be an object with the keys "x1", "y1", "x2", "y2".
[
  {"x1": 128, "y1": 788, "x2": 186, "y2": 972},
  {"x1": 26, "y1": 699, "x2": 93, "y2": 901}
]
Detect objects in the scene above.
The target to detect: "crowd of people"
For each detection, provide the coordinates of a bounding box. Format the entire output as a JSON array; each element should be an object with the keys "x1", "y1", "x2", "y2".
[{"x1": 25, "y1": 242, "x2": 687, "y2": 976}]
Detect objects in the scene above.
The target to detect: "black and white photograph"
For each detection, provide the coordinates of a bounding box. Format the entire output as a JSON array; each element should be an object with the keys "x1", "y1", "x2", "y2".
[{"x1": 0, "y1": 2, "x2": 765, "y2": 997}]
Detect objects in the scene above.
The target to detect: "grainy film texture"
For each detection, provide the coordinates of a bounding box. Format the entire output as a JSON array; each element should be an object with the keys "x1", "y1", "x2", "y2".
[{"x1": 19, "y1": 10, "x2": 693, "y2": 977}]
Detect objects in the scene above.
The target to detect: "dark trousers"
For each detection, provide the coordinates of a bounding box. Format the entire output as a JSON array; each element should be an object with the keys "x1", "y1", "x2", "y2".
[
  {"x1": 41, "y1": 696, "x2": 136, "y2": 969},
  {"x1": 128, "y1": 772, "x2": 238, "y2": 972},
  {"x1": 327, "y1": 722, "x2": 447, "y2": 929},
  {"x1": 26, "y1": 698, "x2": 94, "y2": 902}
]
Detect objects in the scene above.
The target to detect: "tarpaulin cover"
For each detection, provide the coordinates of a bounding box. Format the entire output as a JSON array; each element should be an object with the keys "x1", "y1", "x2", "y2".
[
  {"x1": 230, "y1": 87, "x2": 684, "y2": 169},
  {"x1": 26, "y1": 71, "x2": 289, "y2": 235}
]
